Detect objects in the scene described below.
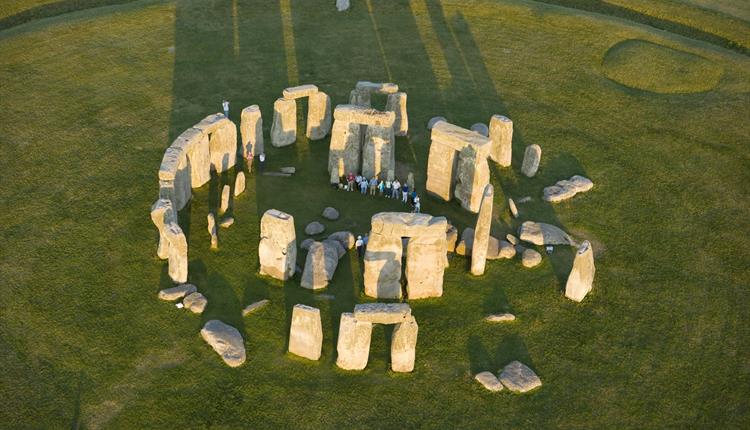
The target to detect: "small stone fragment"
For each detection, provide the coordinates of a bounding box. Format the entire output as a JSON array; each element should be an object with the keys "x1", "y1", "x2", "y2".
[
  {"x1": 300, "y1": 238, "x2": 315, "y2": 250},
  {"x1": 517, "y1": 196, "x2": 532, "y2": 203},
  {"x1": 521, "y1": 144, "x2": 542, "y2": 177},
  {"x1": 200, "y1": 320, "x2": 245, "y2": 367},
  {"x1": 506, "y1": 234, "x2": 518, "y2": 245},
  {"x1": 234, "y1": 171, "x2": 246, "y2": 196},
  {"x1": 183, "y1": 292, "x2": 207, "y2": 314},
  {"x1": 470, "y1": 123, "x2": 489, "y2": 137},
  {"x1": 353, "y1": 303, "x2": 411, "y2": 324},
  {"x1": 288, "y1": 304, "x2": 323, "y2": 361},
  {"x1": 336, "y1": 0, "x2": 350, "y2": 11},
  {"x1": 475, "y1": 371, "x2": 504, "y2": 392},
  {"x1": 485, "y1": 313, "x2": 516, "y2": 322},
  {"x1": 498, "y1": 361, "x2": 542, "y2": 393},
  {"x1": 158, "y1": 284, "x2": 197, "y2": 301},
  {"x1": 543, "y1": 175, "x2": 593, "y2": 203},
  {"x1": 220, "y1": 185, "x2": 230, "y2": 214},
  {"x1": 427, "y1": 116, "x2": 447, "y2": 129},
  {"x1": 220, "y1": 217, "x2": 234, "y2": 228},
  {"x1": 242, "y1": 299, "x2": 269, "y2": 316},
  {"x1": 522, "y1": 249, "x2": 542, "y2": 268},
  {"x1": 508, "y1": 198, "x2": 518, "y2": 218},
  {"x1": 305, "y1": 221, "x2": 326, "y2": 236},
  {"x1": 322, "y1": 207, "x2": 339, "y2": 220}
]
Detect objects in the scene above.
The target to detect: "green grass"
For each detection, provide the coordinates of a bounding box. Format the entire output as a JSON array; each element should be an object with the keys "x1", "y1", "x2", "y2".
[{"x1": 0, "y1": 0, "x2": 749, "y2": 428}]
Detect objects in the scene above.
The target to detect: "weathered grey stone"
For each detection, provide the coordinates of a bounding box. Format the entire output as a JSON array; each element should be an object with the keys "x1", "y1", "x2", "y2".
[
  {"x1": 506, "y1": 234, "x2": 518, "y2": 245},
  {"x1": 406, "y1": 172, "x2": 415, "y2": 191},
  {"x1": 485, "y1": 313, "x2": 516, "y2": 322},
  {"x1": 200, "y1": 320, "x2": 245, "y2": 367},
  {"x1": 300, "y1": 238, "x2": 315, "y2": 251},
  {"x1": 242, "y1": 299, "x2": 269, "y2": 316},
  {"x1": 173, "y1": 127, "x2": 210, "y2": 188},
  {"x1": 271, "y1": 98, "x2": 296, "y2": 147},
  {"x1": 206, "y1": 117, "x2": 238, "y2": 174},
  {"x1": 305, "y1": 221, "x2": 325, "y2": 236},
  {"x1": 282, "y1": 84, "x2": 318, "y2": 99},
  {"x1": 391, "y1": 315, "x2": 418, "y2": 373},
  {"x1": 158, "y1": 283, "x2": 197, "y2": 301},
  {"x1": 515, "y1": 244, "x2": 526, "y2": 254},
  {"x1": 565, "y1": 240, "x2": 595, "y2": 302},
  {"x1": 353, "y1": 303, "x2": 411, "y2": 324},
  {"x1": 220, "y1": 217, "x2": 234, "y2": 228},
  {"x1": 446, "y1": 225, "x2": 458, "y2": 253},
  {"x1": 307, "y1": 91, "x2": 332, "y2": 140},
  {"x1": 322, "y1": 207, "x2": 339, "y2": 220},
  {"x1": 336, "y1": 312, "x2": 373, "y2": 370},
  {"x1": 471, "y1": 123, "x2": 489, "y2": 137},
  {"x1": 385, "y1": 92, "x2": 408, "y2": 136},
  {"x1": 362, "y1": 124, "x2": 396, "y2": 179},
  {"x1": 508, "y1": 198, "x2": 519, "y2": 218},
  {"x1": 336, "y1": 0, "x2": 350, "y2": 12},
  {"x1": 150, "y1": 198, "x2": 175, "y2": 259},
  {"x1": 259, "y1": 209, "x2": 296, "y2": 280},
  {"x1": 165, "y1": 223, "x2": 188, "y2": 283},
  {"x1": 183, "y1": 292, "x2": 207, "y2": 314},
  {"x1": 489, "y1": 114, "x2": 513, "y2": 166},
  {"x1": 280, "y1": 167, "x2": 296, "y2": 174},
  {"x1": 288, "y1": 304, "x2": 323, "y2": 361},
  {"x1": 240, "y1": 104, "x2": 263, "y2": 158},
  {"x1": 220, "y1": 185, "x2": 230, "y2": 215},
  {"x1": 521, "y1": 144, "x2": 542, "y2": 177},
  {"x1": 499, "y1": 361, "x2": 542, "y2": 393},
  {"x1": 300, "y1": 241, "x2": 339, "y2": 290},
  {"x1": 328, "y1": 120, "x2": 363, "y2": 177},
  {"x1": 327, "y1": 231, "x2": 355, "y2": 250},
  {"x1": 427, "y1": 116, "x2": 447, "y2": 129},
  {"x1": 322, "y1": 239, "x2": 346, "y2": 259},
  {"x1": 543, "y1": 175, "x2": 594, "y2": 202},
  {"x1": 234, "y1": 172, "x2": 245, "y2": 197},
  {"x1": 333, "y1": 105, "x2": 395, "y2": 126},
  {"x1": 406, "y1": 231, "x2": 448, "y2": 299},
  {"x1": 522, "y1": 249, "x2": 542, "y2": 268},
  {"x1": 472, "y1": 184, "x2": 494, "y2": 276},
  {"x1": 518, "y1": 221, "x2": 576, "y2": 246},
  {"x1": 159, "y1": 146, "x2": 191, "y2": 211},
  {"x1": 490, "y1": 240, "x2": 516, "y2": 260},
  {"x1": 475, "y1": 371, "x2": 504, "y2": 392}
]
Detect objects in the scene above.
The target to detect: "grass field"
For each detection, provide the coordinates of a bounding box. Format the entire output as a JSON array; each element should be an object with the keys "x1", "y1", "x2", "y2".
[{"x1": 1, "y1": 0, "x2": 748, "y2": 428}]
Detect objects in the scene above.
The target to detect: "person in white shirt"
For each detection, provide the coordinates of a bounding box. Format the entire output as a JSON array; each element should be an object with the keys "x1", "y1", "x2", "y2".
[
  {"x1": 392, "y1": 179, "x2": 401, "y2": 199},
  {"x1": 355, "y1": 236, "x2": 364, "y2": 257},
  {"x1": 222, "y1": 100, "x2": 230, "y2": 118},
  {"x1": 413, "y1": 196, "x2": 421, "y2": 213}
]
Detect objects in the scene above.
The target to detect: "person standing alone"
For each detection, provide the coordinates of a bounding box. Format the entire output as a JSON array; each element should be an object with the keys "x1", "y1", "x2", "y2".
[
  {"x1": 259, "y1": 152, "x2": 265, "y2": 172},
  {"x1": 222, "y1": 100, "x2": 230, "y2": 119}
]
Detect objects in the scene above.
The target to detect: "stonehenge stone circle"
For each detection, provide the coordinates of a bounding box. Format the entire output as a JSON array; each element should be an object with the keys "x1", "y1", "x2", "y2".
[
  {"x1": 471, "y1": 122, "x2": 489, "y2": 137},
  {"x1": 363, "y1": 212, "x2": 448, "y2": 300},
  {"x1": 220, "y1": 185, "x2": 230, "y2": 214},
  {"x1": 242, "y1": 299, "x2": 269, "y2": 316},
  {"x1": 300, "y1": 241, "x2": 340, "y2": 290},
  {"x1": 426, "y1": 121, "x2": 491, "y2": 213},
  {"x1": 391, "y1": 315, "x2": 419, "y2": 372},
  {"x1": 518, "y1": 221, "x2": 576, "y2": 246},
  {"x1": 336, "y1": 313, "x2": 373, "y2": 370},
  {"x1": 200, "y1": 320, "x2": 246, "y2": 367},
  {"x1": 471, "y1": 184, "x2": 494, "y2": 276},
  {"x1": 565, "y1": 240, "x2": 595, "y2": 302},
  {"x1": 488, "y1": 114, "x2": 513, "y2": 166},
  {"x1": 475, "y1": 371, "x2": 504, "y2": 392},
  {"x1": 328, "y1": 104, "x2": 396, "y2": 178},
  {"x1": 258, "y1": 209, "x2": 296, "y2": 280},
  {"x1": 385, "y1": 92, "x2": 409, "y2": 136},
  {"x1": 240, "y1": 104, "x2": 263, "y2": 158},
  {"x1": 234, "y1": 171, "x2": 245, "y2": 196},
  {"x1": 498, "y1": 361, "x2": 542, "y2": 393},
  {"x1": 543, "y1": 175, "x2": 593, "y2": 202},
  {"x1": 288, "y1": 304, "x2": 323, "y2": 361},
  {"x1": 521, "y1": 144, "x2": 542, "y2": 177},
  {"x1": 158, "y1": 283, "x2": 197, "y2": 301}
]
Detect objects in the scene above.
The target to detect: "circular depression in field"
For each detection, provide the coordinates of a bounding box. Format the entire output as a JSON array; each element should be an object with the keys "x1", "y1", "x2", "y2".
[{"x1": 602, "y1": 39, "x2": 723, "y2": 94}]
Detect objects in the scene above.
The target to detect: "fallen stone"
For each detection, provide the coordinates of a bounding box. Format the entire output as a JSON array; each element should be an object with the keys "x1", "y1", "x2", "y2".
[
  {"x1": 220, "y1": 217, "x2": 234, "y2": 228},
  {"x1": 158, "y1": 284, "x2": 197, "y2": 301},
  {"x1": 518, "y1": 221, "x2": 576, "y2": 246},
  {"x1": 475, "y1": 371, "x2": 504, "y2": 392},
  {"x1": 353, "y1": 303, "x2": 411, "y2": 324},
  {"x1": 327, "y1": 231, "x2": 355, "y2": 250},
  {"x1": 200, "y1": 320, "x2": 246, "y2": 367},
  {"x1": 427, "y1": 116, "x2": 447, "y2": 129},
  {"x1": 300, "y1": 238, "x2": 315, "y2": 251},
  {"x1": 565, "y1": 240, "x2": 595, "y2": 302},
  {"x1": 485, "y1": 313, "x2": 516, "y2": 322},
  {"x1": 506, "y1": 234, "x2": 518, "y2": 245},
  {"x1": 391, "y1": 315, "x2": 418, "y2": 372},
  {"x1": 234, "y1": 171, "x2": 246, "y2": 196},
  {"x1": 183, "y1": 292, "x2": 207, "y2": 314},
  {"x1": 322, "y1": 207, "x2": 339, "y2": 220},
  {"x1": 543, "y1": 175, "x2": 593, "y2": 203},
  {"x1": 471, "y1": 123, "x2": 489, "y2": 137},
  {"x1": 517, "y1": 196, "x2": 532, "y2": 204},
  {"x1": 522, "y1": 249, "x2": 542, "y2": 268},
  {"x1": 305, "y1": 221, "x2": 326, "y2": 236},
  {"x1": 300, "y1": 241, "x2": 339, "y2": 290},
  {"x1": 262, "y1": 172, "x2": 292, "y2": 177},
  {"x1": 488, "y1": 240, "x2": 516, "y2": 260},
  {"x1": 322, "y1": 239, "x2": 346, "y2": 259},
  {"x1": 508, "y1": 198, "x2": 519, "y2": 218},
  {"x1": 521, "y1": 144, "x2": 541, "y2": 177},
  {"x1": 280, "y1": 166, "x2": 296, "y2": 174},
  {"x1": 498, "y1": 361, "x2": 542, "y2": 393},
  {"x1": 242, "y1": 299, "x2": 269, "y2": 316},
  {"x1": 336, "y1": 0, "x2": 350, "y2": 11},
  {"x1": 220, "y1": 185, "x2": 230, "y2": 214},
  {"x1": 336, "y1": 312, "x2": 373, "y2": 370},
  {"x1": 317, "y1": 293, "x2": 335, "y2": 300},
  {"x1": 288, "y1": 304, "x2": 323, "y2": 361}
]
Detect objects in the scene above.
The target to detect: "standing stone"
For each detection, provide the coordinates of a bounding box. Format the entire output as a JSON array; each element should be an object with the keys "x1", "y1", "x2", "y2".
[
  {"x1": 173, "y1": 127, "x2": 211, "y2": 188},
  {"x1": 300, "y1": 241, "x2": 339, "y2": 290},
  {"x1": 258, "y1": 209, "x2": 296, "y2": 280},
  {"x1": 328, "y1": 120, "x2": 363, "y2": 176},
  {"x1": 446, "y1": 225, "x2": 458, "y2": 253},
  {"x1": 488, "y1": 114, "x2": 513, "y2": 166},
  {"x1": 220, "y1": 185, "x2": 231, "y2": 215},
  {"x1": 271, "y1": 98, "x2": 296, "y2": 147},
  {"x1": 406, "y1": 172, "x2": 415, "y2": 192},
  {"x1": 471, "y1": 184, "x2": 494, "y2": 276},
  {"x1": 565, "y1": 240, "x2": 595, "y2": 302},
  {"x1": 471, "y1": 123, "x2": 489, "y2": 137},
  {"x1": 207, "y1": 119, "x2": 238, "y2": 174},
  {"x1": 200, "y1": 320, "x2": 246, "y2": 367},
  {"x1": 150, "y1": 198, "x2": 175, "y2": 259},
  {"x1": 288, "y1": 304, "x2": 323, "y2": 361},
  {"x1": 165, "y1": 223, "x2": 188, "y2": 283},
  {"x1": 240, "y1": 104, "x2": 263, "y2": 158},
  {"x1": 406, "y1": 233, "x2": 447, "y2": 299},
  {"x1": 498, "y1": 361, "x2": 542, "y2": 393},
  {"x1": 336, "y1": 313, "x2": 373, "y2": 370},
  {"x1": 363, "y1": 233, "x2": 403, "y2": 299},
  {"x1": 207, "y1": 213, "x2": 218, "y2": 249},
  {"x1": 234, "y1": 171, "x2": 246, "y2": 197},
  {"x1": 362, "y1": 125, "x2": 395, "y2": 179},
  {"x1": 508, "y1": 198, "x2": 519, "y2": 218},
  {"x1": 307, "y1": 91, "x2": 332, "y2": 140},
  {"x1": 391, "y1": 315, "x2": 418, "y2": 373},
  {"x1": 385, "y1": 92, "x2": 408, "y2": 136},
  {"x1": 521, "y1": 144, "x2": 542, "y2": 177},
  {"x1": 336, "y1": 0, "x2": 350, "y2": 12},
  {"x1": 454, "y1": 144, "x2": 490, "y2": 213}
]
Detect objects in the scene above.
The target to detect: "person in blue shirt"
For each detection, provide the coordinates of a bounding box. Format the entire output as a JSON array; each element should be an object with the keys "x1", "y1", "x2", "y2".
[{"x1": 401, "y1": 183, "x2": 409, "y2": 203}]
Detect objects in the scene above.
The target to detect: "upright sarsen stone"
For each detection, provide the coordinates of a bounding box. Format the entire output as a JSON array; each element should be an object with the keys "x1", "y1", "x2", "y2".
[
  {"x1": 328, "y1": 120, "x2": 363, "y2": 176},
  {"x1": 471, "y1": 184, "x2": 494, "y2": 276},
  {"x1": 391, "y1": 315, "x2": 418, "y2": 372},
  {"x1": 165, "y1": 223, "x2": 188, "y2": 283},
  {"x1": 240, "y1": 104, "x2": 263, "y2": 158},
  {"x1": 258, "y1": 209, "x2": 296, "y2": 280},
  {"x1": 288, "y1": 304, "x2": 323, "y2": 361},
  {"x1": 362, "y1": 125, "x2": 395, "y2": 179},
  {"x1": 150, "y1": 198, "x2": 175, "y2": 260},
  {"x1": 363, "y1": 233, "x2": 403, "y2": 299},
  {"x1": 307, "y1": 91, "x2": 332, "y2": 140},
  {"x1": 385, "y1": 92, "x2": 408, "y2": 136},
  {"x1": 489, "y1": 114, "x2": 513, "y2": 166},
  {"x1": 271, "y1": 98, "x2": 296, "y2": 147},
  {"x1": 336, "y1": 313, "x2": 373, "y2": 370},
  {"x1": 565, "y1": 240, "x2": 595, "y2": 302}
]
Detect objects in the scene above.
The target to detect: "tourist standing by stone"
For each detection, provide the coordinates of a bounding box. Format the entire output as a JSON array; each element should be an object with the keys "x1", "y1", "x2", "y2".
[
  {"x1": 369, "y1": 177, "x2": 377, "y2": 195},
  {"x1": 222, "y1": 100, "x2": 230, "y2": 118},
  {"x1": 360, "y1": 178, "x2": 368, "y2": 194},
  {"x1": 356, "y1": 236, "x2": 364, "y2": 257},
  {"x1": 392, "y1": 179, "x2": 401, "y2": 199},
  {"x1": 378, "y1": 179, "x2": 385, "y2": 196},
  {"x1": 385, "y1": 178, "x2": 392, "y2": 198},
  {"x1": 401, "y1": 182, "x2": 409, "y2": 203},
  {"x1": 414, "y1": 196, "x2": 421, "y2": 213},
  {"x1": 347, "y1": 172, "x2": 355, "y2": 191},
  {"x1": 259, "y1": 152, "x2": 265, "y2": 172}
]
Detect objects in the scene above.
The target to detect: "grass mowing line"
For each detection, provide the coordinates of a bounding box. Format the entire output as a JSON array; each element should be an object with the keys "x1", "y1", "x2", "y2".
[
  {"x1": 280, "y1": 0, "x2": 299, "y2": 87},
  {"x1": 0, "y1": 0, "x2": 141, "y2": 31}
]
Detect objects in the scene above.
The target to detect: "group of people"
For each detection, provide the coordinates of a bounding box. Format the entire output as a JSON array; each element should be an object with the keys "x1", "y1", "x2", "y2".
[{"x1": 333, "y1": 172, "x2": 421, "y2": 213}]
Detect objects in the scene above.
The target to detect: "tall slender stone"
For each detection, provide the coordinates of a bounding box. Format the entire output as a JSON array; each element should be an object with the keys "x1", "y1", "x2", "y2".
[
  {"x1": 362, "y1": 125, "x2": 395, "y2": 179},
  {"x1": 489, "y1": 114, "x2": 513, "y2": 166},
  {"x1": 471, "y1": 184, "x2": 494, "y2": 276},
  {"x1": 328, "y1": 120, "x2": 362, "y2": 176},
  {"x1": 521, "y1": 144, "x2": 542, "y2": 177},
  {"x1": 288, "y1": 304, "x2": 323, "y2": 361},
  {"x1": 306, "y1": 91, "x2": 332, "y2": 140},
  {"x1": 240, "y1": 104, "x2": 263, "y2": 158},
  {"x1": 234, "y1": 171, "x2": 246, "y2": 196},
  {"x1": 207, "y1": 119, "x2": 237, "y2": 174},
  {"x1": 385, "y1": 92, "x2": 408, "y2": 136},
  {"x1": 565, "y1": 241, "x2": 595, "y2": 302},
  {"x1": 271, "y1": 98, "x2": 296, "y2": 147},
  {"x1": 336, "y1": 313, "x2": 373, "y2": 370},
  {"x1": 165, "y1": 223, "x2": 188, "y2": 283},
  {"x1": 391, "y1": 315, "x2": 418, "y2": 373},
  {"x1": 363, "y1": 233, "x2": 403, "y2": 299},
  {"x1": 150, "y1": 198, "x2": 175, "y2": 260},
  {"x1": 220, "y1": 185, "x2": 230, "y2": 214},
  {"x1": 258, "y1": 209, "x2": 296, "y2": 280}
]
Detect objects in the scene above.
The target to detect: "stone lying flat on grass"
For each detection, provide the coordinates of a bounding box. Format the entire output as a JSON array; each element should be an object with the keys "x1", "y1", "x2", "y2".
[
  {"x1": 327, "y1": 231, "x2": 355, "y2": 249},
  {"x1": 353, "y1": 303, "x2": 411, "y2": 324},
  {"x1": 336, "y1": 0, "x2": 350, "y2": 12},
  {"x1": 446, "y1": 225, "x2": 458, "y2": 253},
  {"x1": 521, "y1": 144, "x2": 542, "y2": 177},
  {"x1": 498, "y1": 361, "x2": 542, "y2": 393},
  {"x1": 200, "y1": 320, "x2": 246, "y2": 367},
  {"x1": 220, "y1": 217, "x2": 234, "y2": 228},
  {"x1": 506, "y1": 234, "x2": 518, "y2": 245},
  {"x1": 487, "y1": 239, "x2": 515, "y2": 260},
  {"x1": 485, "y1": 313, "x2": 516, "y2": 322},
  {"x1": 242, "y1": 299, "x2": 269, "y2": 316},
  {"x1": 300, "y1": 238, "x2": 315, "y2": 250},
  {"x1": 522, "y1": 249, "x2": 542, "y2": 268},
  {"x1": 280, "y1": 166, "x2": 296, "y2": 174},
  {"x1": 543, "y1": 175, "x2": 593, "y2": 202},
  {"x1": 518, "y1": 221, "x2": 576, "y2": 246},
  {"x1": 322, "y1": 239, "x2": 346, "y2": 259},
  {"x1": 322, "y1": 207, "x2": 339, "y2": 220},
  {"x1": 475, "y1": 371, "x2": 504, "y2": 392},
  {"x1": 305, "y1": 221, "x2": 326, "y2": 235},
  {"x1": 158, "y1": 283, "x2": 197, "y2": 301},
  {"x1": 183, "y1": 292, "x2": 207, "y2": 314},
  {"x1": 262, "y1": 172, "x2": 292, "y2": 177},
  {"x1": 508, "y1": 198, "x2": 518, "y2": 218}
]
